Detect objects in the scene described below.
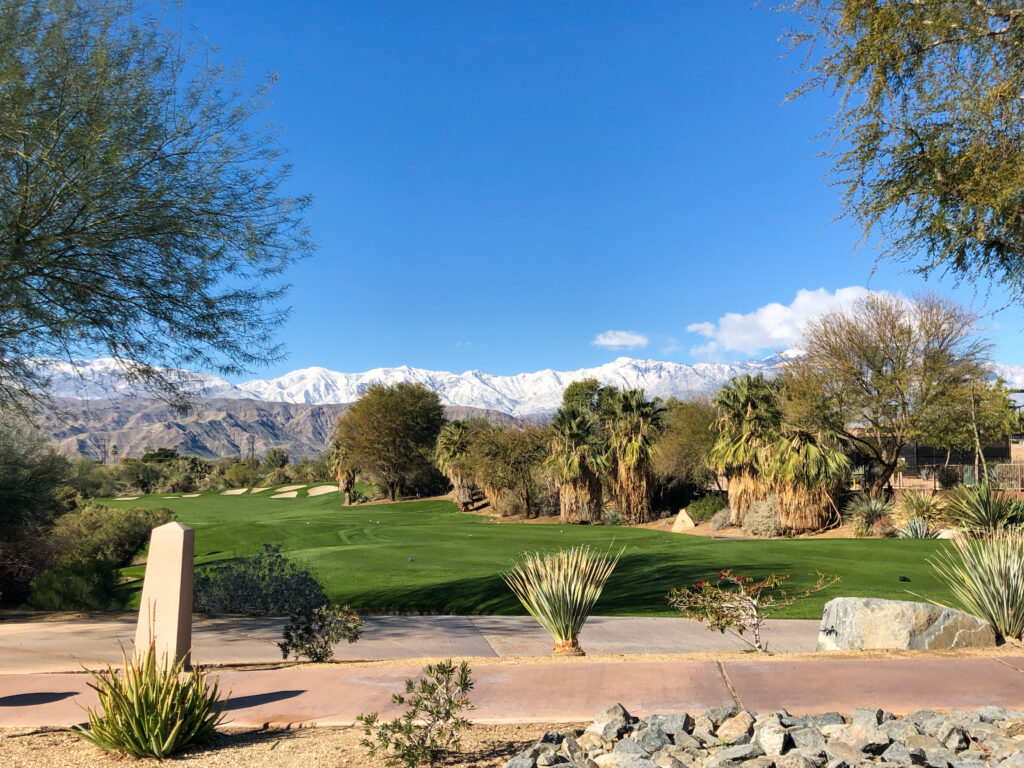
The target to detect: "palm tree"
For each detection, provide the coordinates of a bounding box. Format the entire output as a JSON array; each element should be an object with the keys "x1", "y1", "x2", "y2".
[
  {"x1": 435, "y1": 420, "x2": 477, "y2": 512},
  {"x1": 606, "y1": 389, "x2": 665, "y2": 524},
  {"x1": 708, "y1": 374, "x2": 781, "y2": 524},
  {"x1": 546, "y1": 406, "x2": 605, "y2": 524},
  {"x1": 330, "y1": 441, "x2": 358, "y2": 506},
  {"x1": 763, "y1": 428, "x2": 850, "y2": 533}
]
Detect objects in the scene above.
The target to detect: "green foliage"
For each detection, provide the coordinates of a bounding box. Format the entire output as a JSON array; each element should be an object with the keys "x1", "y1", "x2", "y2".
[
  {"x1": 49, "y1": 504, "x2": 172, "y2": 568},
  {"x1": 27, "y1": 558, "x2": 123, "y2": 611},
  {"x1": 334, "y1": 383, "x2": 445, "y2": 501},
  {"x1": 931, "y1": 528, "x2": 1024, "y2": 642},
  {"x1": 897, "y1": 517, "x2": 940, "y2": 540},
  {"x1": 946, "y1": 484, "x2": 1024, "y2": 533},
  {"x1": 435, "y1": 420, "x2": 479, "y2": 512},
  {"x1": 263, "y1": 447, "x2": 289, "y2": 471},
  {"x1": 503, "y1": 546, "x2": 621, "y2": 654},
  {"x1": 741, "y1": 496, "x2": 781, "y2": 539},
  {"x1": 938, "y1": 465, "x2": 963, "y2": 490},
  {"x1": 546, "y1": 405, "x2": 605, "y2": 524},
  {"x1": 654, "y1": 398, "x2": 718, "y2": 492},
  {"x1": 279, "y1": 604, "x2": 365, "y2": 662},
  {"x1": 606, "y1": 389, "x2": 665, "y2": 525},
  {"x1": 782, "y1": 0, "x2": 1024, "y2": 298},
  {"x1": 668, "y1": 569, "x2": 839, "y2": 652},
  {"x1": 0, "y1": 0, "x2": 311, "y2": 412},
  {"x1": 468, "y1": 424, "x2": 550, "y2": 518},
  {"x1": 264, "y1": 467, "x2": 293, "y2": 486},
  {"x1": 193, "y1": 544, "x2": 329, "y2": 616},
  {"x1": 899, "y1": 489, "x2": 945, "y2": 523},
  {"x1": 0, "y1": 416, "x2": 70, "y2": 536},
  {"x1": 75, "y1": 644, "x2": 226, "y2": 758},
  {"x1": 845, "y1": 495, "x2": 895, "y2": 537},
  {"x1": 686, "y1": 494, "x2": 726, "y2": 523},
  {"x1": 223, "y1": 462, "x2": 259, "y2": 489},
  {"x1": 357, "y1": 659, "x2": 473, "y2": 768},
  {"x1": 140, "y1": 448, "x2": 180, "y2": 463}
]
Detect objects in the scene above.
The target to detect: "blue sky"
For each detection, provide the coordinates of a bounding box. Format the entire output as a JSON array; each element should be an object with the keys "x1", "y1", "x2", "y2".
[{"x1": 176, "y1": 1, "x2": 1023, "y2": 378}]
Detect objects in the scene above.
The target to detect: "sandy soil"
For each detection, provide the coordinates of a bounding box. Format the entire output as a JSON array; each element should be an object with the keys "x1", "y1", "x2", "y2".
[
  {"x1": 249, "y1": 487, "x2": 269, "y2": 494},
  {"x1": 270, "y1": 491, "x2": 298, "y2": 499},
  {"x1": 274, "y1": 485, "x2": 307, "y2": 493},
  {"x1": 113, "y1": 496, "x2": 139, "y2": 501},
  {"x1": 2, "y1": 722, "x2": 575, "y2": 768},
  {"x1": 181, "y1": 493, "x2": 201, "y2": 498},
  {"x1": 220, "y1": 489, "x2": 247, "y2": 496},
  {"x1": 307, "y1": 485, "x2": 340, "y2": 497}
]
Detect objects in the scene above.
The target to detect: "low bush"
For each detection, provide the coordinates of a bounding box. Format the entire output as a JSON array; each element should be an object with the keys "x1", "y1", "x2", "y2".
[
  {"x1": 264, "y1": 467, "x2": 293, "y2": 486},
  {"x1": 687, "y1": 494, "x2": 726, "y2": 523},
  {"x1": 26, "y1": 558, "x2": 124, "y2": 611},
  {"x1": 938, "y1": 465, "x2": 963, "y2": 490},
  {"x1": 279, "y1": 604, "x2": 365, "y2": 662},
  {"x1": 48, "y1": 504, "x2": 172, "y2": 568},
  {"x1": 75, "y1": 644, "x2": 226, "y2": 758},
  {"x1": 600, "y1": 507, "x2": 623, "y2": 526},
  {"x1": 503, "y1": 546, "x2": 621, "y2": 655},
  {"x1": 193, "y1": 544, "x2": 329, "y2": 616},
  {"x1": 741, "y1": 496, "x2": 780, "y2": 538},
  {"x1": 358, "y1": 659, "x2": 473, "y2": 768},
  {"x1": 845, "y1": 495, "x2": 895, "y2": 537},
  {"x1": 946, "y1": 484, "x2": 1024, "y2": 533},
  {"x1": 899, "y1": 489, "x2": 945, "y2": 523},
  {"x1": 897, "y1": 516, "x2": 940, "y2": 539},
  {"x1": 930, "y1": 528, "x2": 1024, "y2": 643},
  {"x1": 709, "y1": 508, "x2": 732, "y2": 531}
]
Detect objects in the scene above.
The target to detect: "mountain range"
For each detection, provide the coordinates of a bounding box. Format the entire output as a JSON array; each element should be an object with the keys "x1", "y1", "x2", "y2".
[{"x1": 33, "y1": 355, "x2": 1024, "y2": 458}]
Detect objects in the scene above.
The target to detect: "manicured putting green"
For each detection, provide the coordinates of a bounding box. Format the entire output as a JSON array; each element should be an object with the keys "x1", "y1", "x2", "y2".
[{"x1": 109, "y1": 490, "x2": 955, "y2": 618}]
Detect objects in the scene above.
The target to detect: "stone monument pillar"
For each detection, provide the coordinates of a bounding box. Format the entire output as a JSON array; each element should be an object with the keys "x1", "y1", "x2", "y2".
[{"x1": 134, "y1": 521, "x2": 194, "y2": 668}]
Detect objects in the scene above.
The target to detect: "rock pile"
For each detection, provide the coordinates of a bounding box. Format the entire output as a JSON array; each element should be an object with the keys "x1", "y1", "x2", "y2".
[{"x1": 504, "y1": 703, "x2": 1024, "y2": 768}]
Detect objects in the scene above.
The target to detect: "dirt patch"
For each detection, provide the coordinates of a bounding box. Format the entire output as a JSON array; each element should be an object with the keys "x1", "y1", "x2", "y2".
[{"x1": 1, "y1": 722, "x2": 577, "y2": 767}]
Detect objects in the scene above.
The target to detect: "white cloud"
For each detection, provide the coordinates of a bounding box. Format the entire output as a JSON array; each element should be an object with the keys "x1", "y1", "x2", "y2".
[
  {"x1": 686, "y1": 286, "x2": 876, "y2": 358},
  {"x1": 592, "y1": 330, "x2": 649, "y2": 350}
]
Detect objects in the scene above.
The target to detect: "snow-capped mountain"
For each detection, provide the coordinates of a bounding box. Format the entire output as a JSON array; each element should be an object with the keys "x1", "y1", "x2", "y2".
[{"x1": 34, "y1": 356, "x2": 789, "y2": 416}]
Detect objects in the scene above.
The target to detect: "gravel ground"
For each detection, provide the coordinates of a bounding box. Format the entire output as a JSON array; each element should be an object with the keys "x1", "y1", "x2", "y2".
[{"x1": 2, "y1": 723, "x2": 580, "y2": 767}]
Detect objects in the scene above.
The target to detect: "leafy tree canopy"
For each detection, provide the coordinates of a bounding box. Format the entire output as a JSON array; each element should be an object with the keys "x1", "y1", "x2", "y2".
[{"x1": 0, "y1": 0, "x2": 312, "y2": 412}]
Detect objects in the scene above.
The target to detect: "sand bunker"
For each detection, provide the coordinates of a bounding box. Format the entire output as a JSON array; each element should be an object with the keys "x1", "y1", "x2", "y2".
[
  {"x1": 249, "y1": 487, "x2": 270, "y2": 493},
  {"x1": 307, "y1": 485, "x2": 339, "y2": 497},
  {"x1": 270, "y1": 491, "x2": 298, "y2": 499},
  {"x1": 181, "y1": 493, "x2": 200, "y2": 498},
  {"x1": 114, "y1": 496, "x2": 139, "y2": 501},
  {"x1": 221, "y1": 488, "x2": 248, "y2": 496},
  {"x1": 162, "y1": 496, "x2": 180, "y2": 499},
  {"x1": 273, "y1": 484, "x2": 306, "y2": 493}
]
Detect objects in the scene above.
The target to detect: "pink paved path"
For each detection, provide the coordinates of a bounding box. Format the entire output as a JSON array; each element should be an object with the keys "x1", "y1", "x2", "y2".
[{"x1": 3, "y1": 655, "x2": 1023, "y2": 728}]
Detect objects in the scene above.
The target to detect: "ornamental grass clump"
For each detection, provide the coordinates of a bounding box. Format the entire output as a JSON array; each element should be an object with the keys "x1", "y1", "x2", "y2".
[
  {"x1": 946, "y1": 484, "x2": 1024, "y2": 534},
  {"x1": 930, "y1": 528, "x2": 1024, "y2": 643},
  {"x1": 75, "y1": 644, "x2": 226, "y2": 758},
  {"x1": 503, "y1": 546, "x2": 622, "y2": 656}
]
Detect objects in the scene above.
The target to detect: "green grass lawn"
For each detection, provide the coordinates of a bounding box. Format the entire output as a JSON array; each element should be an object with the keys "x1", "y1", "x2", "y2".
[{"x1": 108, "y1": 487, "x2": 955, "y2": 619}]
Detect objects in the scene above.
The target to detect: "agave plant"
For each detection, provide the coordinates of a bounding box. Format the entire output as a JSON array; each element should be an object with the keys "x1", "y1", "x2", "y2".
[
  {"x1": 897, "y1": 516, "x2": 940, "y2": 539},
  {"x1": 75, "y1": 644, "x2": 226, "y2": 758},
  {"x1": 946, "y1": 484, "x2": 1024, "y2": 533},
  {"x1": 503, "y1": 546, "x2": 622, "y2": 656},
  {"x1": 844, "y1": 495, "x2": 895, "y2": 537},
  {"x1": 930, "y1": 528, "x2": 1024, "y2": 642}
]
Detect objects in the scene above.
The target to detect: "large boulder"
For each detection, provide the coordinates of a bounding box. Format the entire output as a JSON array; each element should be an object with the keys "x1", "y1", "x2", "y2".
[
  {"x1": 816, "y1": 597, "x2": 996, "y2": 651},
  {"x1": 671, "y1": 510, "x2": 696, "y2": 532}
]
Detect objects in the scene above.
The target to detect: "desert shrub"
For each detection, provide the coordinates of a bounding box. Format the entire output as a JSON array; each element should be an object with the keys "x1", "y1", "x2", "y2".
[
  {"x1": 49, "y1": 505, "x2": 172, "y2": 567},
  {"x1": 600, "y1": 507, "x2": 623, "y2": 526},
  {"x1": 897, "y1": 516, "x2": 940, "y2": 539},
  {"x1": 741, "y1": 496, "x2": 780, "y2": 538},
  {"x1": 687, "y1": 493, "x2": 726, "y2": 523},
  {"x1": 358, "y1": 659, "x2": 473, "y2": 768},
  {"x1": 938, "y1": 465, "x2": 963, "y2": 490},
  {"x1": 899, "y1": 489, "x2": 945, "y2": 522},
  {"x1": 117, "y1": 459, "x2": 163, "y2": 494},
  {"x1": 193, "y1": 544, "x2": 329, "y2": 616},
  {"x1": 709, "y1": 507, "x2": 732, "y2": 531},
  {"x1": 223, "y1": 461, "x2": 258, "y2": 488},
  {"x1": 279, "y1": 604, "x2": 365, "y2": 662},
  {"x1": 872, "y1": 515, "x2": 897, "y2": 538},
  {"x1": 503, "y1": 546, "x2": 621, "y2": 655},
  {"x1": 264, "y1": 467, "x2": 293, "y2": 486},
  {"x1": 946, "y1": 484, "x2": 1024, "y2": 533},
  {"x1": 931, "y1": 528, "x2": 1024, "y2": 642},
  {"x1": 845, "y1": 495, "x2": 895, "y2": 537},
  {"x1": 75, "y1": 644, "x2": 226, "y2": 758},
  {"x1": 27, "y1": 558, "x2": 124, "y2": 611}
]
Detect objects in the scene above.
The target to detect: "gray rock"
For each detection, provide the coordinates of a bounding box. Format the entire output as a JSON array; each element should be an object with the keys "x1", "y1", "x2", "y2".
[
  {"x1": 619, "y1": 759, "x2": 657, "y2": 768},
  {"x1": 777, "y1": 754, "x2": 817, "y2": 768},
  {"x1": 905, "y1": 711, "x2": 940, "y2": 727},
  {"x1": 543, "y1": 731, "x2": 565, "y2": 744},
  {"x1": 1001, "y1": 753, "x2": 1024, "y2": 768},
  {"x1": 672, "y1": 732, "x2": 703, "y2": 753},
  {"x1": 824, "y1": 740, "x2": 865, "y2": 767},
  {"x1": 704, "y1": 759, "x2": 740, "y2": 768},
  {"x1": 718, "y1": 712, "x2": 755, "y2": 745},
  {"x1": 851, "y1": 709, "x2": 883, "y2": 730},
  {"x1": 812, "y1": 713, "x2": 847, "y2": 728},
  {"x1": 879, "y1": 741, "x2": 918, "y2": 766},
  {"x1": 643, "y1": 714, "x2": 694, "y2": 736},
  {"x1": 589, "y1": 704, "x2": 633, "y2": 740},
  {"x1": 790, "y1": 727, "x2": 827, "y2": 753},
  {"x1": 740, "y1": 758, "x2": 775, "y2": 768},
  {"x1": 615, "y1": 739, "x2": 652, "y2": 757},
  {"x1": 880, "y1": 720, "x2": 921, "y2": 742},
  {"x1": 718, "y1": 743, "x2": 765, "y2": 762},
  {"x1": 536, "y1": 751, "x2": 566, "y2": 766},
  {"x1": 561, "y1": 737, "x2": 585, "y2": 762},
  {"x1": 794, "y1": 748, "x2": 827, "y2": 768},
  {"x1": 653, "y1": 756, "x2": 687, "y2": 768},
  {"x1": 635, "y1": 727, "x2": 671, "y2": 754},
  {"x1": 693, "y1": 729, "x2": 721, "y2": 748},
  {"x1": 695, "y1": 716, "x2": 716, "y2": 734},
  {"x1": 975, "y1": 705, "x2": 1013, "y2": 723},
  {"x1": 705, "y1": 708, "x2": 742, "y2": 727},
  {"x1": 816, "y1": 598, "x2": 996, "y2": 651},
  {"x1": 505, "y1": 756, "x2": 536, "y2": 768}
]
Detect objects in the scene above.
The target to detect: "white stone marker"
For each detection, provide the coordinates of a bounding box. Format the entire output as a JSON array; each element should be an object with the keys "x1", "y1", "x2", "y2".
[{"x1": 134, "y1": 521, "x2": 194, "y2": 668}]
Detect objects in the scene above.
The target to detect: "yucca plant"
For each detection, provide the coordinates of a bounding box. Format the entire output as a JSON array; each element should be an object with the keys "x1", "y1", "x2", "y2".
[
  {"x1": 844, "y1": 495, "x2": 894, "y2": 537},
  {"x1": 946, "y1": 484, "x2": 1024, "y2": 533},
  {"x1": 897, "y1": 516, "x2": 940, "y2": 539},
  {"x1": 75, "y1": 644, "x2": 226, "y2": 758},
  {"x1": 930, "y1": 528, "x2": 1024, "y2": 642},
  {"x1": 899, "y1": 489, "x2": 945, "y2": 523},
  {"x1": 503, "y1": 546, "x2": 622, "y2": 656}
]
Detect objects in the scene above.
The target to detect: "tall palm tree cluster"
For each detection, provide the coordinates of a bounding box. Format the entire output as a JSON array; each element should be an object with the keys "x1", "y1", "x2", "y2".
[{"x1": 708, "y1": 374, "x2": 850, "y2": 534}]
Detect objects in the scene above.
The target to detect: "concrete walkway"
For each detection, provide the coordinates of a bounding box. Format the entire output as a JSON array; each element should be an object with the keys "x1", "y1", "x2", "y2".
[
  {"x1": 3, "y1": 655, "x2": 1024, "y2": 728},
  {"x1": 0, "y1": 615, "x2": 820, "y2": 673}
]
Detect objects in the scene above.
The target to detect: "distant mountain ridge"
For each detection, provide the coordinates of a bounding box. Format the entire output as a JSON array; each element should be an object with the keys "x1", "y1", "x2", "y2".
[{"x1": 35, "y1": 355, "x2": 798, "y2": 417}]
